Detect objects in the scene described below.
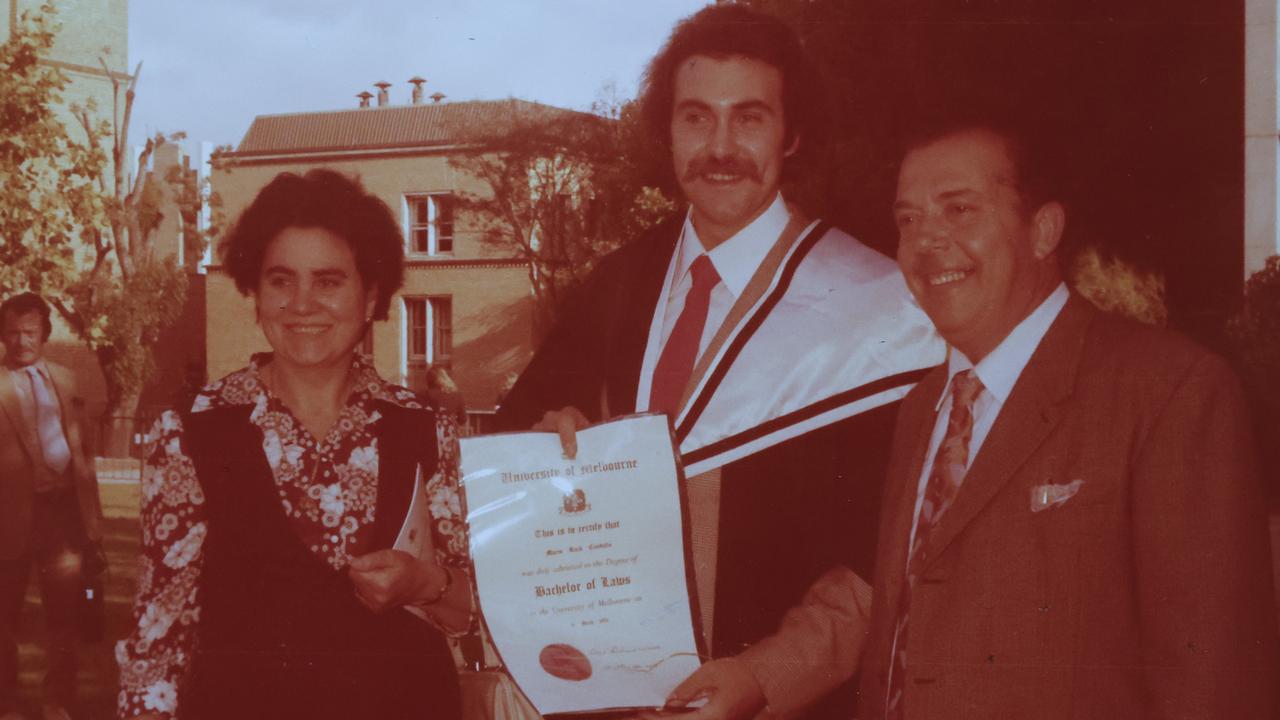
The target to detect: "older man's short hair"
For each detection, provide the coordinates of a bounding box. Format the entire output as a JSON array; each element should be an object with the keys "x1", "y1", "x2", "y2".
[{"x1": 0, "y1": 292, "x2": 53, "y2": 341}]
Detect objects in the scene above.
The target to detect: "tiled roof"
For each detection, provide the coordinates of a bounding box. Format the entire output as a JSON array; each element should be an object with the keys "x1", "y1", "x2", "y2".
[{"x1": 231, "y1": 98, "x2": 585, "y2": 156}]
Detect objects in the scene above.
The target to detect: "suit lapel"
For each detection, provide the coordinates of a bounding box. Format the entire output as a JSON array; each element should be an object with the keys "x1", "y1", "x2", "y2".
[
  {"x1": 604, "y1": 216, "x2": 682, "y2": 417},
  {"x1": 918, "y1": 295, "x2": 1095, "y2": 569},
  {"x1": 880, "y1": 367, "x2": 948, "y2": 616},
  {"x1": 0, "y1": 368, "x2": 41, "y2": 462}
]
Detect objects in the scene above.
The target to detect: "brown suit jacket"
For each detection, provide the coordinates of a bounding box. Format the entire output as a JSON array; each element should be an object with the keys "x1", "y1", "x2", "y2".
[
  {"x1": 0, "y1": 360, "x2": 104, "y2": 560},
  {"x1": 857, "y1": 295, "x2": 1279, "y2": 719}
]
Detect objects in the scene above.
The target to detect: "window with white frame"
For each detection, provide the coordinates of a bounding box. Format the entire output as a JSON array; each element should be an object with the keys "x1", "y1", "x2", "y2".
[
  {"x1": 402, "y1": 296, "x2": 453, "y2": 370},
  {"x1": 405, "y1": 194, "x2": 454, "y2": 255}
]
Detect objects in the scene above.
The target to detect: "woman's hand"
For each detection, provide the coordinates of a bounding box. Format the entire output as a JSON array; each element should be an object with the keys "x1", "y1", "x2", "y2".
[{"x1": 348, "y1": 549, "x2": 447, "y2": 613}]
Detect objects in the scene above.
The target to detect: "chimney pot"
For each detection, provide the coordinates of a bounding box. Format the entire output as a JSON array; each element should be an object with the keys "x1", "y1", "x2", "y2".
[
  {"x1": 374, "y1": 81, "x2": 392, "y2": 107},
  {"x1": 430, "y1": 92, "x2": 446, "y2": 104},
  {"x1": 409, "y1": 76, "x2": 426, "y2": 105},
  {"x1": 357, "y1": 91, "x2": 373, "y2": 108}
]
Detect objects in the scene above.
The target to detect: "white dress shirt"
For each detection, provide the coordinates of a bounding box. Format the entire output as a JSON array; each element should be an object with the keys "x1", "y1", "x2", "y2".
[
  {"x1": 903, "y1": 282, "x2": 1071, "y2": 565},
  {"x1": 9, "y1": 361, "x2": 47, "y2": 428},
  {"x1": 635, "y1": 193, "x2": 791, "y2": 412},
  {"x1": 8, "y1": 360, "x2": 72, "y2": 475}
]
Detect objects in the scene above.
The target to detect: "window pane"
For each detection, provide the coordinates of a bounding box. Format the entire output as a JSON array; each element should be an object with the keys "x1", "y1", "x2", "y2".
[
  {"x1": 413, "y1": 197, "x2": 429, "y2": 224},
  {"x1": 429, "y1": 296, "x2": 452, "y2": 361},
  {"x1": 435, "y1": 196, "x2": 454, "y2": 253},
  {"x1": 407, "y1": 299, "x2": 427, "y2": 358},
  {"x1": 412, "y1": 228, "x2": 429, "y2": 253}
]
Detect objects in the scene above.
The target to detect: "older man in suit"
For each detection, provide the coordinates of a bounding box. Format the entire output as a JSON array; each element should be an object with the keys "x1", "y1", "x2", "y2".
[
  {"x1": 0, "y1": 293, "x2": 104, "y2": 720},
  {"x1": 844, "y1": 119, "x2": 1279, "y2": 718}
]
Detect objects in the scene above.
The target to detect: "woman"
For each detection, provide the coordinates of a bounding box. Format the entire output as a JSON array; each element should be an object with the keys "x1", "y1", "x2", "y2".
[{"x1": 116, "y1": 169, "x2": 470, "y2": 719}]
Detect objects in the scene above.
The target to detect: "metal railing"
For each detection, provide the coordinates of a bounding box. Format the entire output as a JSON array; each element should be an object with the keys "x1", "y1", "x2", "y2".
[
  {"x1": 462, "y1": 409, "x2": 498, "y2": 437},
  {"x1": 91, "y1": 414, "x2": 161, "y2": 460}
]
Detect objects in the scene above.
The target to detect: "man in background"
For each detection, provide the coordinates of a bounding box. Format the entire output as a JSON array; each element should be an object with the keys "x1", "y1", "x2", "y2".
[{"x1": 0, "y1": 292, "x2": 105, "y2": 720}]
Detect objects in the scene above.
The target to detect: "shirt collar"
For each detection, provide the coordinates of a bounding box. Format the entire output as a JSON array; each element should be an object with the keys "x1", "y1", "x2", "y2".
[
  {"x1": 9, "y1": 360, "x2": 48, "y2": 380},
  {"x1": 936, "y1": 282, "x2": 1070, "y2": 410},
  {"x1": 190, "y1": 352, "x2": 413, "y2": 414},
  {"x1": 677, "y1": 192, "x2": 790, "y2": 298}
]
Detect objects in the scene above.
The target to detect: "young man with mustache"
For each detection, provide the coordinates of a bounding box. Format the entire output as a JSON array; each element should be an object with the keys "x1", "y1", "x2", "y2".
[{"x1": 496, "y1": 5, "x2": 941, "y2": 718}]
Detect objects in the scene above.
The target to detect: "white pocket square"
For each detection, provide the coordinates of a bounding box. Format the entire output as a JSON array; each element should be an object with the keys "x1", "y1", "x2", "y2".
[{"x1": 1030, "y1": 479, "x2": 1084, "y2": 513}]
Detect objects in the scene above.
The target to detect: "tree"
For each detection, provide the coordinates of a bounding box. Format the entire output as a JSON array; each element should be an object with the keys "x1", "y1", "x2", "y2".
[
  {"x1": 0, "y1": 3, "x2": 99, "y2": 294},
  {"x1": 0, "y1": 4, "x2": 196, "y2": 453},
  {"x1": 450, "y1": 98, "x2": 673, "y2": 336},
  {"x1": 1229, "y1": 255, "x2": 1280, "y2": 503},
  {"x1": 1069, "y1": 245, "x2": 1168, "y2": 326},
  {"x1": 163, "y1": 157, "x2": 220, "y2": 273}
]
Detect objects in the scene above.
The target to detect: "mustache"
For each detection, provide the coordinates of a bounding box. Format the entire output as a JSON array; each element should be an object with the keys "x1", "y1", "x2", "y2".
[{"x1": 682, "y1": 156, "x2": 763, "y2": 183}]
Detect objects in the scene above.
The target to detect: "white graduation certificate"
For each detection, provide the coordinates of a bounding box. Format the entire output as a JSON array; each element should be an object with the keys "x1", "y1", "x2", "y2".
[{"x1": 461, "y1": 413, "x2": 702, "y2": 714}]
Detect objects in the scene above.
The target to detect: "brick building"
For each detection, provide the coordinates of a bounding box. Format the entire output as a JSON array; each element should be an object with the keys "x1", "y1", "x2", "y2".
[
  {"x1": 209, "y1": 91, "x2": 587, "y2": 414},
  {"x1": 3, "y1": 0, "x2": 128, "y2": 140}
]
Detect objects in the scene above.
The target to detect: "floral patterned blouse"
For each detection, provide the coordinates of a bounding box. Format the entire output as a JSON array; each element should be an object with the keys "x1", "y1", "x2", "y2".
[{"x1": 115, "y1": 354, "x2": 470, "y2": 718}]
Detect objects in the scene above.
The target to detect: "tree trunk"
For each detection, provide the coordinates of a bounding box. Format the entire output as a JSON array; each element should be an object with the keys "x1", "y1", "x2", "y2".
[
  {"x1": 529, "y1": 259, "x2": 567, "y2": 346},
  {"x1": 99, "y1": 387, "x2": 142, "y2": 458}
]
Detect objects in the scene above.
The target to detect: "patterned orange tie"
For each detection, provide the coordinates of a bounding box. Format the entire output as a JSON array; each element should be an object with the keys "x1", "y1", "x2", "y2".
[
  {"x1": 886, "y1": 369, "x2": 984, "y2": 719},
  {"x1": 649, "y1": 255, "x2": 719, "y2": 417}
]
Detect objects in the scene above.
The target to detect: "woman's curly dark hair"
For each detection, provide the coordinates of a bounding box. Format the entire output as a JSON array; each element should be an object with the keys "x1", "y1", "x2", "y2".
[{"x1": 221, "y1": 169, "x2": 404, "y2": 320}]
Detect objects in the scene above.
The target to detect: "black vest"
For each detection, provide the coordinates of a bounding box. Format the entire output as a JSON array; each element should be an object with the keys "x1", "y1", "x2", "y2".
[{"x1": 180, "y1": 401, "x2": 462, "y2": 720}]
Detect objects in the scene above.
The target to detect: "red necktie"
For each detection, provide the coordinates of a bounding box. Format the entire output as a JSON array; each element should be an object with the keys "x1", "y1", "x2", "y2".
[
  {"x1": 649, "y1": 255, "x2": 719, "y2": 417},
  {"x1": 886, "y1": 369, "x2": 984, "y2": 719}
]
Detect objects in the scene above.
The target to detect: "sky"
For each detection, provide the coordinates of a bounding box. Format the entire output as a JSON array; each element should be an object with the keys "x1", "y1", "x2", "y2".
[{"x1": 127, "y1": 0, "x2": 710, "y2": 149}]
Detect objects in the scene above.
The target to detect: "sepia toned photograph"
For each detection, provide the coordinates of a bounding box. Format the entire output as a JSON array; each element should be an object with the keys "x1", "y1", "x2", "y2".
[{"x1": 1, "y1": 0, "x2": 1277, "y2": 718}]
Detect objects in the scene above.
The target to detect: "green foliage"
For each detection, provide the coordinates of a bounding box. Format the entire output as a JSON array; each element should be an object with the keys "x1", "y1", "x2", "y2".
[
  {"x1": 1, "y1": 3, "x2": 191, "y2": 429},
  {"x1": 451, "y1": 96, "x2": 673, "y2": 334},
  {"x1": 1230, "y1": 257, "x2": 1280, "y2": 417},
  {"x1": 67, "y1": 259, "x2": 188, "y2": 405},
  {"x1": 1231, "y1": 256, "x2": 1280, "y2": 384},
  {"x1": 163, "y1": 162, "x2": 218, "y2": 272},
  {"x1": 1229, "y1": 255, "x2": 1280, "y2": 500},
  {"x1": 0, "y1": 3, "x2": 104, "y2": 295},
  {"x1": 1068, "y1": 246, "x2": 1168, "y2": 326}
]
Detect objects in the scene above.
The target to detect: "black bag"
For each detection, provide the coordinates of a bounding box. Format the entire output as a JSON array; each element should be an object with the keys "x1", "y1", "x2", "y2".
[{"x1": 79, "y1": 542, "x2": 107, "y2": 642}]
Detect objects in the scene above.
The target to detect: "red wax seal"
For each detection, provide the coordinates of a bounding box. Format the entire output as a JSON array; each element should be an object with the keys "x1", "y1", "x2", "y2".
[{"x1": 539, "y1": 643, "x2": 592, "y2": 681}]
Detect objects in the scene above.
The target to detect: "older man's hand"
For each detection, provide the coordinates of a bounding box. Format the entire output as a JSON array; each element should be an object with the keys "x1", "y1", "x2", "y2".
[{"x1": 636, "y1": 658, "x2": 767, "y2": 720}]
